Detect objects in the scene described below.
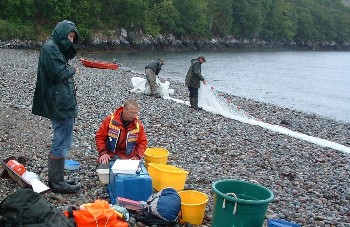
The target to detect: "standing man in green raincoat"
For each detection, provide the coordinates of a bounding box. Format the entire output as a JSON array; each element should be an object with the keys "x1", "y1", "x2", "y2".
[
  {"x1": 185, "y1": 55, "x2": 207, "y2": 110},
  {"x1": 32, "y1": 20, "x2": 80, "y2": 193}
]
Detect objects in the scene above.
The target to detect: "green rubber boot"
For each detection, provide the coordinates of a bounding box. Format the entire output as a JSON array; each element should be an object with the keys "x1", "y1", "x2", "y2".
[{"x1": 48, "y1": 157, "x2": 80, "y2": 193}]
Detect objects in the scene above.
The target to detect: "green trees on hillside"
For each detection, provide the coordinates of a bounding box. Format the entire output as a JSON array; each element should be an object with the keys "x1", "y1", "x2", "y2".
[
  {"x1": 262, "y1": 0, "x2": 297, "y2": 42},
  {"x1": 146, "y1": 0, "x2": 180, "y2": 35},
  {"x1": 0, "y1": 0, "x2": 349, "y2": 45},
  {"x1": 208, "y1": 0, "x2": 233, "y2": 36},
  {"x1": 171, "y1": 0, "x2": 209, "y2": 36}
]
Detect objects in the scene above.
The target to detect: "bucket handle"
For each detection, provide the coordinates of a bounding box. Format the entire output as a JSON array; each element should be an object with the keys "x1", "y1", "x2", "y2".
[
  {"x1": 222, "y1": 192, "x2": 238, "y2": 215},
  {"x1": 250, "y1": 179, "x2": 259, "y2": 184}
]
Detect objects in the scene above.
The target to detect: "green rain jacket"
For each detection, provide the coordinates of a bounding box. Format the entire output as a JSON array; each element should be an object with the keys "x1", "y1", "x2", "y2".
[
  {"x1": 145, "y1": 59, "x2": 163, "y2": 75},
  {"x1": 185, "y1": 59, "x2": 205, "y2": 88},
  {"x1": 32, "y1": 20, "x2": 80, "y2": 119}
]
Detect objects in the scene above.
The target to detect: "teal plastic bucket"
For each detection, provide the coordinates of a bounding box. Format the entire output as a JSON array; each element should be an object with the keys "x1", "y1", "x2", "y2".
[{"x1": 212, "y1": 179, "x2": 274, "y2": 227}]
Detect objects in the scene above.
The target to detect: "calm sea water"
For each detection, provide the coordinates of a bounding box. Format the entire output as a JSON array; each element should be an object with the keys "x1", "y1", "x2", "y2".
[{"x1": 81, "y1": 50, "x2": 350, "y2": 123}]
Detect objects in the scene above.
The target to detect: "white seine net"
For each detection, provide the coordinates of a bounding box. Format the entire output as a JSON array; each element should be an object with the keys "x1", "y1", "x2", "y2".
[{"x1": 130, "y1": 77, "x2": 350, "y2": 153}]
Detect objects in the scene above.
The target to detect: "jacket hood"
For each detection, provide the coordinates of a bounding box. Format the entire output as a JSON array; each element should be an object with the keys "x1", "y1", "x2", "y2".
[
  {"x1": 114, "y1": 106, "x2": 124, "y2": 120},
  {"x1": 52, "y1": 20, "x2": 80, "y2": 52}
]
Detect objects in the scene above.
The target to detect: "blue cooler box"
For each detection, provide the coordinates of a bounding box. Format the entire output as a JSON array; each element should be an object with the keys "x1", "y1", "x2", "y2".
[{"x1": 108, "y1": 162, "x2": 152, "y2": 204}]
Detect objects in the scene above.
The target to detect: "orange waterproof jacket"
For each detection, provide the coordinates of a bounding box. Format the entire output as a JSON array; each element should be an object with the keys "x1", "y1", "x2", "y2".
[
  {"x1": 95, "y1": 106, "x2": 147, "y2": 160},
  {"x1": 64, "y1": 200, "x2": 128, "y2": 227}
]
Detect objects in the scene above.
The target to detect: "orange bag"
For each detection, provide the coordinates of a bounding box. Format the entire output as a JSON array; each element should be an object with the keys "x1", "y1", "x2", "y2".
[
  {"x1": 7, "y1": 159, "x2": 26, "y2": 176},
  {"x1": 64, "y1": 200, "x2": 128, "y2": 227}
]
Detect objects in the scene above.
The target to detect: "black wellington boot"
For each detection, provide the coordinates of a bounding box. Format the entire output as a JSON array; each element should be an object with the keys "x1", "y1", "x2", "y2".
[
  {"x1": 65, "y1": 179, "x2": 76, "y2": 185},
  {"x1": 48, "y1": 157, "x2": 80, "y2": 193},
  {"x1": 193, "y1": 98, "x2": 202, "y2": 110},
  {"x1": 189, "y1": 98, "x2": 195, "y2": 108}
]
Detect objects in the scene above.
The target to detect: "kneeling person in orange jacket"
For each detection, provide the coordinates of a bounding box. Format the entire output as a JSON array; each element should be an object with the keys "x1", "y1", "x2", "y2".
[{"x1": 95, "y1": 99, "x2": 148, "y2": 165}]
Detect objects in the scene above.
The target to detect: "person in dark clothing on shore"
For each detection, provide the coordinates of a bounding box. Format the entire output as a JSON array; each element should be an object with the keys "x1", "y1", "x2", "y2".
[
  {"x1": 145, "y1": 59, "x2": 164, "y2": 98},
  {"x1": 32, "y1": 20, "x2": 80, "y2": 193},
  {"x1": 185, "y1": 55, "x2": 207, "y2": 110}
]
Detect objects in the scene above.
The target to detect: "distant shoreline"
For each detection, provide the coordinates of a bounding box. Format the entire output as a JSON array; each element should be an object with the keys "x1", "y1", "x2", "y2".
[{"x1": 1, "y1": 36, "x2": 350, "y2": 52}]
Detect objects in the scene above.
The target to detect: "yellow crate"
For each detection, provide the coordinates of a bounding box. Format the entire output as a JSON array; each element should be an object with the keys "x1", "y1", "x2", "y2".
[
  {"x1": 147, "y1": 163, "x2": 188, "y2": 191},
  {"x1": 144, "y1": 147, "x2": 169, "y2": 169},
  {"x1": 178, "y1": 190, "x2": 208, "y2": 225}
]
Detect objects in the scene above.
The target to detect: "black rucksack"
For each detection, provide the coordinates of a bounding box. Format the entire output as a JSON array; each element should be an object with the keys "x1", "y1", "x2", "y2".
[
  {"x1": 0, "y1": 188, "x2": 74, "y2": 227},
  {"x1": 135, "y1": 187, "x2": 181, "y2": 226}
]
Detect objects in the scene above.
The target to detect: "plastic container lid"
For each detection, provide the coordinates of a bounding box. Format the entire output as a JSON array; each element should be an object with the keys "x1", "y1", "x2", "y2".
[{"x1": 64, "y1": 160, "x2": 80, "y2": 170}]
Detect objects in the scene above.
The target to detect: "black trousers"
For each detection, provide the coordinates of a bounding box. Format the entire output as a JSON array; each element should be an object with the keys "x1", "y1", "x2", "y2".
[{"x1": 188, "y1": 86, "x2": 198, "y2": 98}]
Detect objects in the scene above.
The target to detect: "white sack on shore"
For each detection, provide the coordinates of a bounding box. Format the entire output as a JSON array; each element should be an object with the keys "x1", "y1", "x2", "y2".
[{"x1": 130, "y1": 76, "x2": 174, "y2": 98}]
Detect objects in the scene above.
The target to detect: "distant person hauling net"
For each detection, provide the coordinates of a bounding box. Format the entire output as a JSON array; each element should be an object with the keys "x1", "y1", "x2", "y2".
[
  {"x1": 144, "y1": 59, "x2": 164, "y2": 98},
  {"x1": 185, "y1": 55, "x2": 207, "y2": 110}
]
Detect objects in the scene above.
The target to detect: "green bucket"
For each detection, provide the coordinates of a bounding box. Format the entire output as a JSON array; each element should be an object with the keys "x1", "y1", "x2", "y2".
[{"x1": 212, "y1": 179, "x2": 274, "y2": 227}]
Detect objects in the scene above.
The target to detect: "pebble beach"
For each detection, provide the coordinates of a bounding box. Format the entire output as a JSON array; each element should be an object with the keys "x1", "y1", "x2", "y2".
[{"x1": 0, "y1": 48, "x2": 349, "y2": 226}]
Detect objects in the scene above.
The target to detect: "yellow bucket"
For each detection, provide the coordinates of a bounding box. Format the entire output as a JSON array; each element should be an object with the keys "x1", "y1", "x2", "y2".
[
  {"x1": 179, "y1": 190, "x2": 208, "y2": 225},
  {"x1": 147, "y1": 163, "x2": 188, "y2": 191},
  {"x1": 144, "y1": 147, "x2": 169, "y2": 169}
]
